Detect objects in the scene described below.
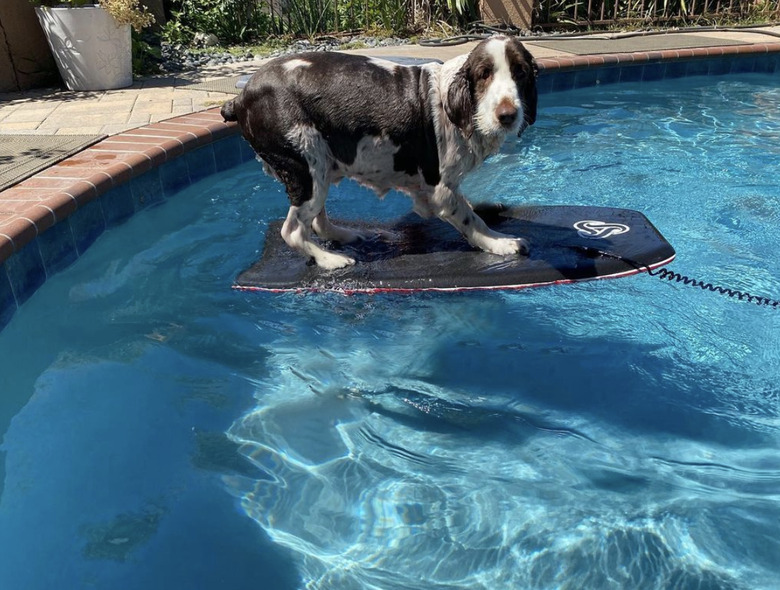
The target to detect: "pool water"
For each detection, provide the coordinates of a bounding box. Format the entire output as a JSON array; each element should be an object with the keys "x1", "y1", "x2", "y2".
[{"x1": 1, "y1": 73, "x2": 779, "y2": 590}]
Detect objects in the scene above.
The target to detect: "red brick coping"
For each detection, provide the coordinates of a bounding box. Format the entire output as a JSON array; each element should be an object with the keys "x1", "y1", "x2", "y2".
[
  {"x1": 535, "y1": 41, "x2": 780, "y2": 72},
  {"x1": 1, "y1": 42, "x2": 780, "y2": 267},
  {"x1": 0, "y1": 110, "x2": 236, "y2": 264}
]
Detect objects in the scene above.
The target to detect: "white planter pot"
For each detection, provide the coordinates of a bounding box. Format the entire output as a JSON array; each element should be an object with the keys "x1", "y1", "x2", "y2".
[{"x1": 35, "y1": 6, "x2": 132, "y2": 91}]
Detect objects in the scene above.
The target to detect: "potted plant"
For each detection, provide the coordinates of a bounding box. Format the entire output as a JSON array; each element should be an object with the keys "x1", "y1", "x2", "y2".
[{"x1": 32, "y1": 0, "x2": 154, "y2": 91}]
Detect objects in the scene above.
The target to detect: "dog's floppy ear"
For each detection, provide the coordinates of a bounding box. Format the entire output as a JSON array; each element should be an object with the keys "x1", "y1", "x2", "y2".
[
  {"x1": 508, "y1": 39, "x2": 538, "y2": 134},
  {"x1": 444, "y1": 66, "x2": 474, "y2": 138},
  {"x1": 521, "y1": 59, "x2": 538, "y2": 130}
]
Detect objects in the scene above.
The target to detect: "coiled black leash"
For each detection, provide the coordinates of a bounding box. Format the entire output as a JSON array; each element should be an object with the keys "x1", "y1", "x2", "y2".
[
  {"x1": 646, "y1": 266, "x2": 780, "y2": 308},
  {"x1": 571, "y1": 245, "x2": 780, "y2": 309}
]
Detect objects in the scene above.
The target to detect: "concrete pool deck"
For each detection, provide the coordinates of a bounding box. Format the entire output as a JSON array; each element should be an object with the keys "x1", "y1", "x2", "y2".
[{"x1": 1, "y1": 27, "x2": 780, "y2": 300}]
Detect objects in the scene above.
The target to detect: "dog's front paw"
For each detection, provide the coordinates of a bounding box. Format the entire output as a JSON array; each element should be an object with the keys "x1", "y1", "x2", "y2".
[
  {"x1": 314, "y1": 251, "x2": 356, "y2": 270},
  {"x1": 485, "y1": 237, "x2": 530, "y2": 257}
]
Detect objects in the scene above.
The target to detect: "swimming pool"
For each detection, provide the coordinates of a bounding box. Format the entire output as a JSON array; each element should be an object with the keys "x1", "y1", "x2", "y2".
[{"x1": 0, "y1": 71, "x2": 779, "y2": 589}]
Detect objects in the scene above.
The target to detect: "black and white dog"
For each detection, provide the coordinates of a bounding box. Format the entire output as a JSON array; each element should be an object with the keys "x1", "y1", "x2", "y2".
[{"x1": 222, "y1": 36, "x2": 538, "y2": 269}]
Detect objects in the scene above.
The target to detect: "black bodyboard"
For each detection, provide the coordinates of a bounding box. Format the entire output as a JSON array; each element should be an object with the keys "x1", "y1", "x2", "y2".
[{"x1": 234, "y1": 205, "x2": 675, "y2": 294}]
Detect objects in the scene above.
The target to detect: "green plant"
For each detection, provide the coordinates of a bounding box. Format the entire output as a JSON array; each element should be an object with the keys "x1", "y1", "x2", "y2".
[
  {"x1": 160, "y1": 0, "x2": 465, "y2": 42},
  {"x1": 161, "y1": 10, "x2": 194, "y2": 44},
  {"x1": 99, "y1": 0, "x2": 155, "y2": 31},
  {"x1": 335, "y1": 0, "x2": 409, "y2": 34},
  {"x1": 132, "y1": 30, "x2": 162, "y2": 75},
  {"x1": 165, "y1": 0, "x2": 271, "y2": 45},
  {"x1": 445, "y1": 0, "x2": 476, "y2": 19},
  {"x1": 743, "y1": 0, "x2": 780, "y2": 22}
]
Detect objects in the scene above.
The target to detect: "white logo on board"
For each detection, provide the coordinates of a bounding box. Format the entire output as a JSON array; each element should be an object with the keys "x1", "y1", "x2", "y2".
[{"x1": 573, "y1": 220, "x2": 631, "y2": 239}]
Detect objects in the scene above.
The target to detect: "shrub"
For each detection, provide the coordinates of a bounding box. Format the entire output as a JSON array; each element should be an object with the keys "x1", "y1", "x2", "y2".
[
  {"x1": 161, "y1": 0, "x2": 463, "y2": 43},
  {"x1": 165, "y1": 0, "x2": 271, "y2": 44}
]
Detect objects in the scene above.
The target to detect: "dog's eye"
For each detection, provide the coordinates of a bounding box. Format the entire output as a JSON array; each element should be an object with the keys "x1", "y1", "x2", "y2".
[
  {"x1": 513, "y1": 66, "x2": 527, "y2": 80},
  {"x1": 478, "y1": 67, "x2": 492, "y2": 80}
]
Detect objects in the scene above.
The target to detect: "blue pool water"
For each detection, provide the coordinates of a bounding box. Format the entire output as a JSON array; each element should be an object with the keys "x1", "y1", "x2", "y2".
[{"x1": 1, "y1": 73, "x2": 779, "y2": 589}]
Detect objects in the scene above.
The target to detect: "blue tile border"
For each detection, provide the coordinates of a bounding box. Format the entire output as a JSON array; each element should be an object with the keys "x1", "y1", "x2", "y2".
[
  {"x1": 161, "y1": 156, "x2": 191, "y2": 197},
  {"x1": 102, "y1": 183, "x2": 136, "y2": 228},
  {"x1": 187, "y1": 144, "x2": 218, "y2": 183},
  {"x1": 5, "y1": 238, "x2": 46, "y2": 307},
  {"x1": 0, "y1": 263, "x2": 16, "y2": 330},
  {"x1": 537, "y1": 52, "x2": 780, "y2": 94},
  {"x1": 70, "y1": 198, "x2": 107, "y2": 256},
  {"x1": 215, "y1": 134, "x2": 244, "y2": 172},
  {"x1": 37, "y1": 218, "x2": 78, "y2": 276},
  {"x1": 130, "y1": 167, "x2": 165, "y2": 211}
]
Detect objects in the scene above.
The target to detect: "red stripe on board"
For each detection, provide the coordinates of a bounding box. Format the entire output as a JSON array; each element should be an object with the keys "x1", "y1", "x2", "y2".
[{"x1": 231, "y1": 254, "x2": 676, "y2": 296}]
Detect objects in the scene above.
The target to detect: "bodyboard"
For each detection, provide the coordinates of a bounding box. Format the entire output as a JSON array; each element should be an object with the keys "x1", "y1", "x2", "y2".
[{"x1": 234, "y1": 205, "x2": 675, "y2": 294}]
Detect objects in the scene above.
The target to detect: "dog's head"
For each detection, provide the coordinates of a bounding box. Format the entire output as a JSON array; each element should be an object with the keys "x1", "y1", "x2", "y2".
[{"x1": 444, "y1": 36, "x2": 538, "y2": 139}]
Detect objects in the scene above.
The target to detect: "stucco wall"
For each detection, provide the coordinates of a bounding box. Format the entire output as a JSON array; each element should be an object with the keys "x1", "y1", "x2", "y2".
[{"x1": 480, "y1": 0, "x2": 534, "y2": 29}]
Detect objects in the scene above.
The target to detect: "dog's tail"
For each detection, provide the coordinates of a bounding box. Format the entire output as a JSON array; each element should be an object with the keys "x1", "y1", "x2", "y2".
[{"x1": 220, "y1": 98, "x2": 239, "y2": 122}]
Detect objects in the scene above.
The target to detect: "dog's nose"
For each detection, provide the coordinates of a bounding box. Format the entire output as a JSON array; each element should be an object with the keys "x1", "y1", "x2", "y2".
[{"x1": 496, "y1": 103, "x2": 518, "y2": 127}]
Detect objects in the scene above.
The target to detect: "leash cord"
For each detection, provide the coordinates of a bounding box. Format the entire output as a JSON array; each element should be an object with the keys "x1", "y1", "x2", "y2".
[{"x1": 570, "y1": 245, "x2": 780, "y2": 309}]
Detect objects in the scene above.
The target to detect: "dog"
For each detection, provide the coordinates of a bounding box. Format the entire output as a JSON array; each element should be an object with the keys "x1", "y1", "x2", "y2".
[{"x1": 221, "y1": 36, "x2": 538, "y2": 270}]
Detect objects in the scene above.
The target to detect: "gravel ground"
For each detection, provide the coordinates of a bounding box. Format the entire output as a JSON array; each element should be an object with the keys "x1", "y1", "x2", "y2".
[{"x1": 160, "y1": 35, "x2": 412, "y2": 72}]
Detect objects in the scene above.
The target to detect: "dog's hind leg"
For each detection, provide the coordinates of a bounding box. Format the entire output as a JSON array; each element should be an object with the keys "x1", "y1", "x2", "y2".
[
  {"x1": 312, "y1": 209, "x2": 363, "y2": 244},
  {"x1": 266, "y1": 153, "x2": 356, "y2": 270},
  {"x1": 312, "y1": 210, "x2": 396, "y2": 244},
  {"x1": 282, "y1": 206, "x2": 355, "y2": 270},
  {"x1": 282, "y1": 203, "x2": 356, "y2": 270},
  {"x1": 286, "y1": 181, "x2": 355, "y2": 270}
]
